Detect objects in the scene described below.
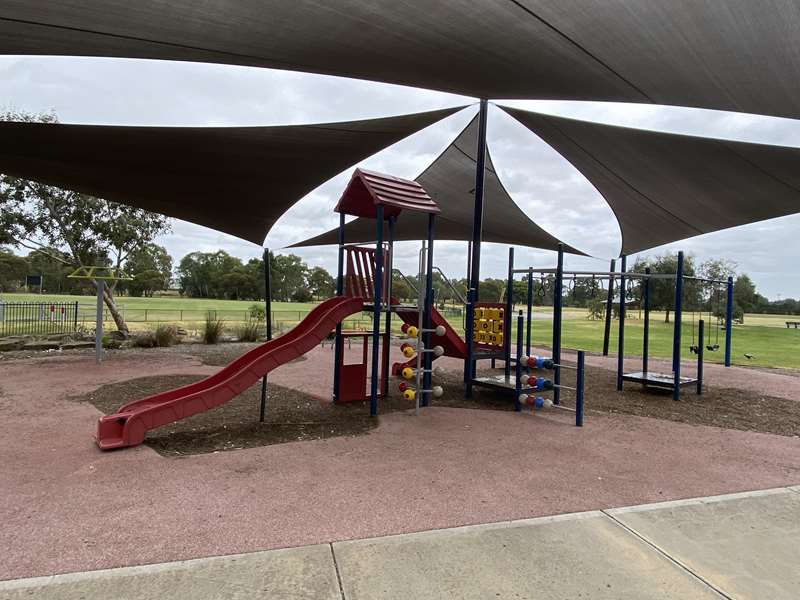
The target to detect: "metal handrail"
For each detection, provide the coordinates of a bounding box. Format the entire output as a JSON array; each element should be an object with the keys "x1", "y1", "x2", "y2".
[
  {"x1": 392, "y1": 268, "x2": 419, "y2": 296},
  {"x1": 432, "y1": 266, "x2": 466, "y2": 304}
]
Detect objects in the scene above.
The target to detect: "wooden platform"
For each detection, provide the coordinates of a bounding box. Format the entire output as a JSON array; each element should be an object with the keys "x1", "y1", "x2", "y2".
[
  {"x1": 471, "y1": 374, "x2": 532, "y2": 393},
  {"x1": 622, "y1": 371, "x2": 697, "y2": 390}
]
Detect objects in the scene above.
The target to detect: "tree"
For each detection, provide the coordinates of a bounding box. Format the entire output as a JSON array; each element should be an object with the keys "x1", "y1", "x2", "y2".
[
  {"x1": 269, "y1": 253, "x2": 308, "y2": 302},
  {"x1": 631, "y1": 254, "x2": 698, "y2": 322},
  {"x1": 126, "y1": 243, "x2": 173, "y2": 297},
  {"x1": 177, "y1": 250, "x2": 258, "y2": 299},
  {"x1": 307, "y1": 266, "x2": 335, "y2": 300},
  {"x1": 0, "y1": 247, "x2": 28, "y2": 291},
  {"x1": 0, "y1": 110, "x2": 171, "y2": 337}
]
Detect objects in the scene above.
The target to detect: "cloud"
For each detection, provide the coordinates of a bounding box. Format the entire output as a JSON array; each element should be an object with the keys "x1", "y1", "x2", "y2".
[{"x1": 2, "y1": 56, "x2": 798, "y2": 299}]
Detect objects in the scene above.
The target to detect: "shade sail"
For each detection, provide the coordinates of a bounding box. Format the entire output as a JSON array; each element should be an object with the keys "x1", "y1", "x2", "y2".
[
  {"x1": 290, "y1": 115, "x2": 583, "y2": 255},
  {"x1": 501, "y1": 105, "x2": 800, "y2": 255},
  {"x1": 2, "y1": 1, "x2": 800, "y2": 119},
  {"x1": 0, "y1": 106, "x2": 463, "y2": 244}
]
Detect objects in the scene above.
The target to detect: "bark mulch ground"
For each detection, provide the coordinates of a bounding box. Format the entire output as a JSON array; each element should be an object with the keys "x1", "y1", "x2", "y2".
[{"x1": 72, "y1": 343, "x2": 800, "y2": 458}]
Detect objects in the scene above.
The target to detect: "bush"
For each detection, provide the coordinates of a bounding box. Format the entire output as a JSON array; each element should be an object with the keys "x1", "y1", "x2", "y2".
[
  {"x1": 202, "y1": 314, "x2": 225, "y2": 344},
  {"x1": 154, "y1": 324, "x2": 180, "y2": 347},
  {"x1": 236, "y1": 319, "x2": 261, "y2": 342},
  {"x1": 248, "y1": 304, "x2": 265, "y2": 321},
  {"x1": 133, "y1": 332, "x2": 156, "y2": 348}
]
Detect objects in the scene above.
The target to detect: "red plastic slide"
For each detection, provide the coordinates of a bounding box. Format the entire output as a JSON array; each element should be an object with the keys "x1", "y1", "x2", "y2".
[
  {"x1": 96, "y1": 296, "x2": 364, "y2": 450},
  {"x1": 392, "y1": 305, "x2": 466, "y2": 375}
]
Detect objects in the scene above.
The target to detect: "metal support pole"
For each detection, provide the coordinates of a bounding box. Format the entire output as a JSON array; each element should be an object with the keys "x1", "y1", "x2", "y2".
[
  {"x1": 504, "y1": 247, "x2": 514, "y2": 379},
  {"x1": 370, "y1": 205, "x2": 385, "y2": 416},
  {"x1": 95, "y1": 279, "x2": 104, "y2": 364},
  {"x1": 526, "y1": 268, "x2": 533, "y2": 357},
  {"x1": 422, "y1": 214, "x2": 435, "y2": 407},
  {"x1": 673, "y1": 251, "x2": 685, "y2": 401},
  {"x1": 576, "y1": 350, "x2": 585, "y2": 427},
  {"x1": 260, "y1": 247, "x2": 273, "y2": 422},
  {"x1": 697, "y1": 319, "x2": 704, "y2": 395},
  {"x1": 553, "y1": 244, "x2": 564, "y2": 405},
  {"x1": 602, "y1": 258, "x2": 616, "y2": 356},
  {"x1": 643, "y1": 267, "x2": 651, "y2": 374},
  {"x1": 616, "y1": 255, "x2": 626, "y2": 390},
  {"x1": 382, "y1": 217, "x2": 395, "y2": 398},
  {"x1": 333, "y1": 213, "x2": 345, "y2": 403},
  {"x1": 725, "y1": 276, "x2": 733, "y2": 367},
  {"x1": 465, "y1": 99, "x2": 488, "y2": 398},
  {"x1": 514, "y1": 310, "x2": 523, "y2": 412},
  {"x1": 464, "y1": 290, "x2": 475, "y2": 397}
]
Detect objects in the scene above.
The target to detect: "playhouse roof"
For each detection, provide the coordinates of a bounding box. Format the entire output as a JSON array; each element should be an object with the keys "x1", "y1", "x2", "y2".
[
  {"x1": 2, "y1": 1, "x2": 799, "y2": 120},
  {"x1": 0, "y1": 106, "x2": 462, "y2": 245},
  {"x1": 335, "y1": 169, "x2": 440, "y2": 219},
  {"x1": 501, "y1": 106, "x2": 800, "y2": 255}
]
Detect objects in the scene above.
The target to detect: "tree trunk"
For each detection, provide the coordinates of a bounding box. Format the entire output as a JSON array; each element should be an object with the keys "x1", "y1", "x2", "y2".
[
  {"x1": 102, "y1": 286, "x2": 130, "y2": 338},
  {"x1": 664, "y1": 309, "x2": 671, "y2": 323}
]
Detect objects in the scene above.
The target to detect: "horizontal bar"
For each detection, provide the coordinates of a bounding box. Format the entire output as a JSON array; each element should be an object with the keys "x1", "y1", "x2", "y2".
[
  {"x1": 512, "y1": 268, "x2": 726, "y2": 284},
  {"x1": 553, "y1": 384, "x2": 577, "y2": 391},
  {"x1": 550, "y1": 363, "x2": 578, "y2": 370}
]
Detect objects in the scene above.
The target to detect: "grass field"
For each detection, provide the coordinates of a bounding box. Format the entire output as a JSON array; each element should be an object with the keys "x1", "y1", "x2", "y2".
[{"x1": 2, "y1": 292, "x2": 798, "y2": 369}]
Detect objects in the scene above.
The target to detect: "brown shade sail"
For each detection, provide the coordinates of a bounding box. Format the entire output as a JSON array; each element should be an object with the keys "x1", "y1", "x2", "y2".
[
  {"x1": 290, "y1": 115, "x2": 583, "y2": 255},
  {"x1": 501, "y1": 105, "x2": 800, "y2": 255},
  {"x1": 2, "y1": 1, "x2": 800, "y2": 119},
  {"x1": 0, "y1": 106, "x2": 464, "y2": 244}
]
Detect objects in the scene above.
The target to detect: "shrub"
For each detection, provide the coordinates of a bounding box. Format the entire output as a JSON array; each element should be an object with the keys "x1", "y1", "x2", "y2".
[
  {"x1": 133, "y1": 332, "x2": 156, "y2": 348},
  {"x1": 236, "y1": 319, "x2": 261, "y2": 342},
  {"x1": 154, "y1": 324, "x2": 180, "y2": 347},
  {"x1": 248, "y1": 304, "x2": 265, "y2": 321},
  {"x1": 202, "y1": 314, "x2": 225, "y2": 344}
]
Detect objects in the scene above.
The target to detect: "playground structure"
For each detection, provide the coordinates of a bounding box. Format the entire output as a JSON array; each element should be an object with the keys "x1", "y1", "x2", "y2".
[
  {"x1": 96, "y1": 167, "x2": 590, "y2": 449},
  {"x1": 513, "y1": 247, "x2": 734, "y2": 401}
]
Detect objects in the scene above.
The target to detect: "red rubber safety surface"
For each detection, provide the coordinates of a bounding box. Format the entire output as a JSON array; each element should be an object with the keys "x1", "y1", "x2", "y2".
[
  {"x1": 2, "y1": 343, "x2": 800, "y2": 579},
  {"x1": 96, "y1": 296, "x2": 364, "y2": 449}
]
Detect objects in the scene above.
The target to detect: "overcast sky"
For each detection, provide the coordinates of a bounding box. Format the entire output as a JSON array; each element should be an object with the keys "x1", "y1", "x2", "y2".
[{"x1": 2, "y1": 56, "x2": 800, "y2": 299}]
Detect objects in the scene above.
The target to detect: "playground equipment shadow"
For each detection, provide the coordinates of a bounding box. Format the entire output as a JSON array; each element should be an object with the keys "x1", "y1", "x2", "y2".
[{"x1": 1, "y1": 347, "x2": 800, "y2": 580}]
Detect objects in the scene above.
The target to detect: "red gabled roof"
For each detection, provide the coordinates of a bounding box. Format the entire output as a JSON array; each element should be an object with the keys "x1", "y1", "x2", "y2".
[{"x1": 335, "y1": 168, "x2": 440, "y2": 219}]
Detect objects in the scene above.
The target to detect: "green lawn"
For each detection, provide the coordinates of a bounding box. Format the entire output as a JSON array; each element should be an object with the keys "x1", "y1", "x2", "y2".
[{"x1": 2, "y1": 292, "x2": 797, "y2": 369}]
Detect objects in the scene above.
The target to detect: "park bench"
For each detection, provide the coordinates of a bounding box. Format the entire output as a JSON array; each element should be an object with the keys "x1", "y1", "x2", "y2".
[{"x1": 786, "y1": 321, "x2": 800, "y2": 328}]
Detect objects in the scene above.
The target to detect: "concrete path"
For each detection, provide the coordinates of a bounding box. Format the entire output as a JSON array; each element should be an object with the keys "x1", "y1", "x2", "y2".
[{"x1": 3, "y1": 487, "x2": 797, "y2": 600}]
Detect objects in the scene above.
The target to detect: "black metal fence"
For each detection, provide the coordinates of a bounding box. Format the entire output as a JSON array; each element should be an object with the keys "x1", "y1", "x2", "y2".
[{"x1": 0, "y1": 302, "x2": 80, "y2": 337}]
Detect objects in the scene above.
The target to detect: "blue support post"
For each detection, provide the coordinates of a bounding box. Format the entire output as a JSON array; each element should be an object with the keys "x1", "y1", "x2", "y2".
[
  {"x1": 369, "y1": 205, "x2": 384, "y2": 416},
  {"x1": 643, "y1": 267, "x2": 651, "y2": 374},
  {"x1": 332, "y1": 213, "x2": 345, "y2": 404},
  {"x1": 526, "y1": 268, "x2": 533, "y2": 357},
  {"x1": 505, "y1": 247, "x2": 514, "y2": 379},
  {"x1": 464, "y1": 289, "x2": 475, "y2": 397},
  {"x1": 672, "y1": 251, "x2": 685, "y2": 401},
  {"x1": 616, "y1": 255, "x2": 627, "y2": 390},
  {"x1": 697, "y1": 319, "x2": 704, "y2": 395},
  {"x1": 259, "y1": 247, "x2": 273, "y2": 422},
  {"x1": 576, "y1": 350, "x2": 585, "y2": 427},
  {"x1": 465, "y1": 99, "x2": 489, "y2": 398},
  {"x1": 602, "y1": 258, "x2": 616, "y2": 356},
  {"x1": 422, "y1": 214, "x2": 436, "y2": 407},
  {"x1": 514, "y1": 310, "x2": 523, "y2": 412},
  {"x1": 553, "y1": 244, "x2": 564, "y2": 405},
  {"x1": 725, "y1": 276, "x2": 733, "y2": 367},
  {"x1": 382, "y1": 217, "x2": 395, "y2": 397}
]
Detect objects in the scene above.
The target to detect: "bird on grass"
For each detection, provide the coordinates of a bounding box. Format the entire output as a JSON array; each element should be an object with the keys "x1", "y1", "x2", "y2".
[{"x1": 744, "y1": 353, "x2": 754, "y2": 360}]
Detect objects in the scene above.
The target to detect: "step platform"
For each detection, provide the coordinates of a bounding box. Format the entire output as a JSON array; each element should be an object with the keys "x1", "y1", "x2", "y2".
[
  {"x1": 622, "y1": 371, "x2": 697, "y2": 390},
  {"x1": 471, "y1": 374, "x2": 533, "y2": 394}
]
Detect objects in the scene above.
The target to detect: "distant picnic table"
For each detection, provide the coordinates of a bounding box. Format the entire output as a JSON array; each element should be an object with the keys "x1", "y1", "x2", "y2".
[{"x1": 786, "y1": 321, "x2": 800, "y2": 329}]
